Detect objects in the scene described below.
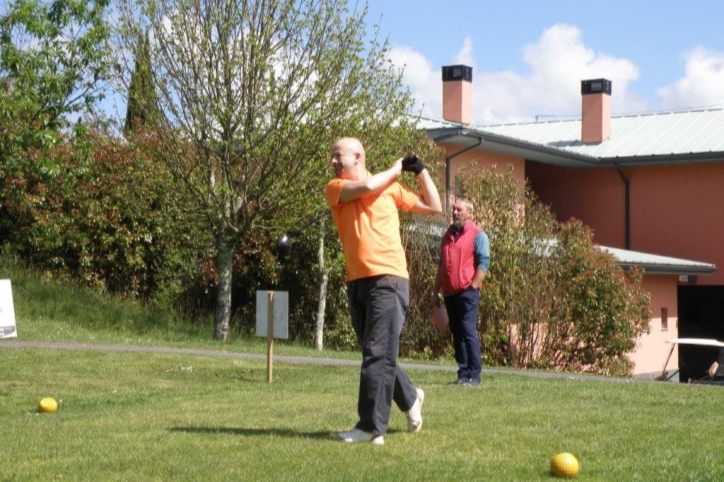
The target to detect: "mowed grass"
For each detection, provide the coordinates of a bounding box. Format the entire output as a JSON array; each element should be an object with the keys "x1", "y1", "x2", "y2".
[
  {"x1": 2, "y1": 261, "x2": 724, "y2": 481},
  {"x1": 3, "y1": 349, "x2": 724, "y2": 482}
]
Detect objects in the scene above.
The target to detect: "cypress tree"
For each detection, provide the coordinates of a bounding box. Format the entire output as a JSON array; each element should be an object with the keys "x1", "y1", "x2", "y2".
[{"x1": 125, "y1": 30, "x2": 159, "y2": 132}]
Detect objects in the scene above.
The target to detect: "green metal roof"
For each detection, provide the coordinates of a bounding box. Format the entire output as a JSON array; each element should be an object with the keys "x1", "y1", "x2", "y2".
[
  {"x1": 415, "y1": 108, "x2": 724, "y2": 167},
  {"x1": 600, "y1": 246, "x2": 716, "y2": 276},
  {"x1": 414, "y1": 112, "x2": 720, "y2": 274}
]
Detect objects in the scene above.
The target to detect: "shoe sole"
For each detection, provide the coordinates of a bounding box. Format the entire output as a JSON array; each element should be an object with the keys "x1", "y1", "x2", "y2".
[
  {"x1": 338, "y1": 436, "x2": 384, "y2": 445},
  {"x1": 337, "y1": 432, "x2": 385, "y2": 445}
]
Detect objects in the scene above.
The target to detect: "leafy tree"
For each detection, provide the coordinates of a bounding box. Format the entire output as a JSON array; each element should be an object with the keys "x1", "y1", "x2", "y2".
[
  {"x1": 453, "y1": 166, "x2": 651, "y2": 376},
  {"x1": 400, "y1": 209, "x2": 451, "y2": 359},
  {"x1": 5, "y1": 125, "x2": 208, "y2": 302},
  {"x1": 124, "y1": 29, "x2": 160, "y2": 132},
  {"x1": 0, "y1": 0, "x2": 113, "y2": 246},
  {"x1": 0, "y1": 0, "x2": 109, "y2": 241},
  {"x1": 0, "y1": 0, "x2": 112, "y2": 146},
  {"x1": 116, "y1": 0, "x2": 430, "y2": 340}
]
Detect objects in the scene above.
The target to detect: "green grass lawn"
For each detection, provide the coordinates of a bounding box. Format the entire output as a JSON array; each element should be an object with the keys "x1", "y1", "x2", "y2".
[
  {"x1": 2, "y1": 261, "x2": 724, "y2": 481},
  {"x1": 3, "y1": 347, "x2": 724, "y2": 482}
]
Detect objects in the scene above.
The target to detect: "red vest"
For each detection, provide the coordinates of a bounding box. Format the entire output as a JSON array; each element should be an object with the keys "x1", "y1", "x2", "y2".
[{"x1": 440, "y1": 221, "x2": 482, "y2": 295}]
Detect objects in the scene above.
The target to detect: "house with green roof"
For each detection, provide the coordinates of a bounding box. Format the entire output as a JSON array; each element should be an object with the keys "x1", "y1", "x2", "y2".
[{"x1": 418, "y1": 65, "x2": 721, "y2": 381}]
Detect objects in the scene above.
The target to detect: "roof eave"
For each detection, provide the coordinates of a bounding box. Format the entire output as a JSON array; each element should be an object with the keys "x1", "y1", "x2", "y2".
[
  {"x1": 425, "y1": 126, "x2": 601, "y2": 167},
  {"x1": 601, "y1": 151, "x2": 724, "y2": 167},
  {"x1": 621, "y1": 263, "x2": 717, "y2": 276}
]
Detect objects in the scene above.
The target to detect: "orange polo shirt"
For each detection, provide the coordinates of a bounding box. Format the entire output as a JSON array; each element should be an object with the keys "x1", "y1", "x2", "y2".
[{"x1": 326, "y1": 176, "x2": 420, "y2": 281}]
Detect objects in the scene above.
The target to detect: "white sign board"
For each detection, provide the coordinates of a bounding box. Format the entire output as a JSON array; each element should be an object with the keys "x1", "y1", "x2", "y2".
[
  {"x1": 255, "y1": 291, "x2": 289, "y2": 340},
  {"x1": 0, "y1": 279, "x2": 17, "y2": 339}
]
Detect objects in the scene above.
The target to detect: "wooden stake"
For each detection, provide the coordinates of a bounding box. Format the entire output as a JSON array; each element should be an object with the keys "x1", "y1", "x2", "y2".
[{"x1": 267, "y1": 291, "x2": 274, "y2": 383}]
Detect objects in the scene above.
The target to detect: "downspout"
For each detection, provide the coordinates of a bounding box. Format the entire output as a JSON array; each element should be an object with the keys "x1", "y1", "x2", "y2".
[
  {"x1": 614, "y1": 164, "x2": 631, "y2": 250},
  {"x1": 445, "y1": 139, "x2": 482, "y2": 210}
]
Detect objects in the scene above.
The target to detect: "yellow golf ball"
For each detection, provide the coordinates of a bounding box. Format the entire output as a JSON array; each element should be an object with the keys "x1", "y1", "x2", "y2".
[
  {"x1": 38, "y1": 397, "x2": 58, "y2": 413},
  {"x1": 550, "y1": 452, "x2": 579, "y2": 478}
]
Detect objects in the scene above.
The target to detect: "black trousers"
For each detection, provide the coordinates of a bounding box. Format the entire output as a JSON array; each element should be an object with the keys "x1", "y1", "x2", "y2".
[{"x1": 347, "y1": 275, "x2": 418, "y2": 435}]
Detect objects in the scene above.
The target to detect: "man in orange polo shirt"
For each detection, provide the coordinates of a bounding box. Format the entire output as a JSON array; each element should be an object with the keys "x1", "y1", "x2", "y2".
[{"x1": 326, "y1": 137, "x2": 442, "y2": 444}]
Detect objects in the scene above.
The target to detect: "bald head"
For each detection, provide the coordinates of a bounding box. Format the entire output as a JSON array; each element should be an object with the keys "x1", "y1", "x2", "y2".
[
  {"x1": 331, "y1": 137, "x2": 366, "y2": 180},
  {"x1": 335, "y1": 138, "x2": 365, "y2": 159}
]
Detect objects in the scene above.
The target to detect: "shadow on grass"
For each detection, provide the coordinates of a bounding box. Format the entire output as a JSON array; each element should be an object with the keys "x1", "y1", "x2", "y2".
[{"x1": 170, "y1": 425, "x2": 332, "y2": 440}]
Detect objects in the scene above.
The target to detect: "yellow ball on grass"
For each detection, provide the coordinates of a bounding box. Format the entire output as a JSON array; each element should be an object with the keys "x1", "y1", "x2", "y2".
[
  {"x1": 38, "y1": 397, "x2": 58, "y2": 413},
  {"x1": 550, "y1": 452, "x2": 579, "y2": 478}
]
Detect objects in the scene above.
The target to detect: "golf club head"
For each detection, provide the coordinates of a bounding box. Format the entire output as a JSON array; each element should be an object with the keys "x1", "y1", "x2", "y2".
[{"x1": 276, "y1": 235, "x2": 292, "y2": 256}]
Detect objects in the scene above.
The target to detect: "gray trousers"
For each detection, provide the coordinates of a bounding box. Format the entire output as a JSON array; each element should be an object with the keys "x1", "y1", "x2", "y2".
[{"x1": 347, "y1": 275, "x2": 418, "y2": 435}]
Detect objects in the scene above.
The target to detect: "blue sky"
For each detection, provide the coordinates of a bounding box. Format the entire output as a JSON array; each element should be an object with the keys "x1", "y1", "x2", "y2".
[{"x1": 356, "y1": 0, "x2": 724, "y2": 124}]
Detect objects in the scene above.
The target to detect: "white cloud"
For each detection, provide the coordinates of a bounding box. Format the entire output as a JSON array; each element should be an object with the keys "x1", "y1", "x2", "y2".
[
  {"x1": 454, "y1": 36, "x2": 476, "y2": 68},
  {"x1": 387, "y1": 46, "x2": 440, "y2": 119},
  {"x1": 388, "y1": 24, "x2": 644, "y2": 124},
  {"x1": 657, "y1": 46, "x2": 724, "y2": 110}
]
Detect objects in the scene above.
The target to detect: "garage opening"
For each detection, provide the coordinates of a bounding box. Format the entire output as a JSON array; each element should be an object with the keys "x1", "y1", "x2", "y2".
[{"x1": 677, "y1": 285, "x2": 724, "y2": 382}]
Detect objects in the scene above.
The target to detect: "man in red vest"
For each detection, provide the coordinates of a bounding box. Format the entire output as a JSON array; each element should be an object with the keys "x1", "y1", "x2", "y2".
[{"x1": 432, "y1": 198, "x2": 490, "y2": 386}]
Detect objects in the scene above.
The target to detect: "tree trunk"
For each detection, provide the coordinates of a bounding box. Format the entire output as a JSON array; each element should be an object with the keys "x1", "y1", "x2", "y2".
[
  {"x1": 314, "y1": 220, "x2": 328, "y2": 351},
  {"x1": 214, "y1": 232, "x2": 233, "y2": 341}
]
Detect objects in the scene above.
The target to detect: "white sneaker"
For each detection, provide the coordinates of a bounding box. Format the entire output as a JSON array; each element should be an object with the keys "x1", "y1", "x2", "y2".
[
  {"x1": 406, "y1": 388, "x2": 425, "y2": 433},
  {"x1": 337, "y1": 428, "x2": 384, "y2": 445}
]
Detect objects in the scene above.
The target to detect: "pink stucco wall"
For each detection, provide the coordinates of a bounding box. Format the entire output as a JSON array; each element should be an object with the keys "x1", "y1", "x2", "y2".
[
  {"x1": 438, "y1": 146, "x2": 681, "y2": 376},
  {"x1": 440, "y1": 143, "x2": 526, "y2": 208},
  {"x1": 632, "y1": 275, "x2": 679, "y2": 377},
  {"x1": 526, "y1": 161, "x2": 724, "y2": 285},
  {"x1": 628, "y1": 163, "x2": 723, "y2": 285},
  {"x1": 525, "y1": 162, "x2": 625, "y2": 247}
]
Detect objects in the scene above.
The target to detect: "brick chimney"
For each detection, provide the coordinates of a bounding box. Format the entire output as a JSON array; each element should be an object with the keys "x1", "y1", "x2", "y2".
[
  {"x1": 581, "y1": 78, "x2": 612, "y2": 143},
  {"x1": 442, "y1": 65, "x2": 472, "y2": 124}
]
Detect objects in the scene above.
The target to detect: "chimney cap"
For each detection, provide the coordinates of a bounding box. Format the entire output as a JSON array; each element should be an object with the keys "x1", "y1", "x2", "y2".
[
  {"x1": 581, "y1": 78, "x2": 612, "y2": 95},
  {"x1": 442, "y1": 65, "x2": 473, "y2": 83}
]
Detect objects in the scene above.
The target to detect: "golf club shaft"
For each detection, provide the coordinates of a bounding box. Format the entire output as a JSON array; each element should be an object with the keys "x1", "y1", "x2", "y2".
[{"x1": 288, "y1": 210, "x2": 331, "y2": 237}]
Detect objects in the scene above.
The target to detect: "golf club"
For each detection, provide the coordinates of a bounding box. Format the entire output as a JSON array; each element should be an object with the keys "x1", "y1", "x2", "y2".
[{"x1": 275, "y1": 210, "x2": 331, "y2": 256}]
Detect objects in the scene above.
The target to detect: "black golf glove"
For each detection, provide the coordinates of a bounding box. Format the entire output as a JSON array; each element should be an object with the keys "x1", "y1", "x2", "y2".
[{"x1": 402, "y1": 154, "x2": 426, "y2": 175}]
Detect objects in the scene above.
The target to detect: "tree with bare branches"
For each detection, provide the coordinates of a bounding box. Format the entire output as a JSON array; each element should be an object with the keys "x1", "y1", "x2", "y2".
[{"x1": 116, "y1": 0, "x2": 422, "y2": 340}]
